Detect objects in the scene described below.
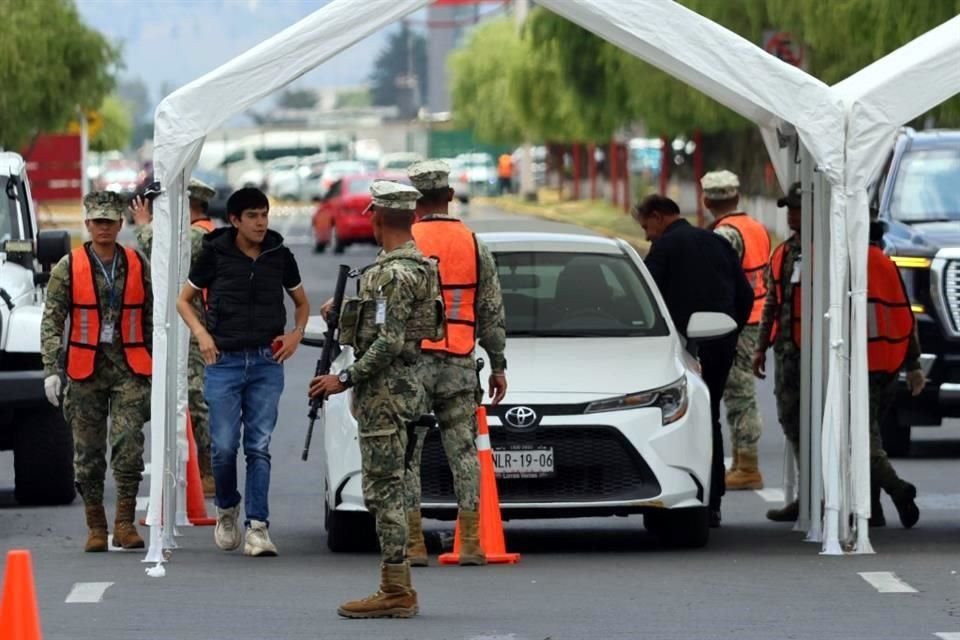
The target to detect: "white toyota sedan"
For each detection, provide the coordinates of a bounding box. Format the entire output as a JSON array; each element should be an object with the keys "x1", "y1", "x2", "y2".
[{"x1": 306, "y1": 232, "x2": 735, "y2": 551}]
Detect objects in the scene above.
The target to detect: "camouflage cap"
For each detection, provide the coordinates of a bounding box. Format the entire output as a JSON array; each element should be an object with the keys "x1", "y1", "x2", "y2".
[
  {"x1": 83, "y1": 191, "x2": 126, "y2": 221},
  {"x1": 778, "y1": 182, "x2": 802, "y2": 208},
  {"x1": 700, "y1": 170, "x2": 740, "y2": 200},
  {"x1": 369, "y1": 180, "x2": 422, "y2": 211},
  {"x1": 407, "y1": 160, "x2": 450, "y2": 191},
  {"x1": 188, "y1": 178, "x2": 216, "y2": 204}
]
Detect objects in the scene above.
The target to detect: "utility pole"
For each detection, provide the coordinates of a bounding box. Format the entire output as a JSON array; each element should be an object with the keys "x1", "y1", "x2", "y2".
[{"x1": 515, "y1": 0, "x2": 536, "y2": 201}]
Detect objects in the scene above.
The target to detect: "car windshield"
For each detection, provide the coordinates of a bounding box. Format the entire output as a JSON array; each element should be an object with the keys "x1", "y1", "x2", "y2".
[
  {"x1": 889, "y1": 148, "x2": 960, "y2": 222},
  {"x1": 494, "y1": 251, "x2": 668, "y2": 337}
]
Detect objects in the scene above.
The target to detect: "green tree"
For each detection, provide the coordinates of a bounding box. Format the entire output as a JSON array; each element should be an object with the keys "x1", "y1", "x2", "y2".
[
  {"x1": 89, "y1": 95, "x2": 133, "y2": 152},
  {"x1": 276, "y1": 89, "x2": 318, "y2": 110},
  {"x1": 0, "y1": 0, "x2": 119, "y2": 150},
  {"x1": 369, "y1": 22, "x2": 427, "y2": 111},
  {"x1": 335, "y1": 88, "x2": 372, "y2": 109}
]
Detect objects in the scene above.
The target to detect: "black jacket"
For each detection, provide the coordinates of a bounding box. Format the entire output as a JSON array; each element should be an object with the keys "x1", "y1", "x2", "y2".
[
  {"x1": 644, "y1": 219, "x2": 753, "y2": 338},
  {"x1": 189, "y1": 227, "x2": 301, "y2": 351}
]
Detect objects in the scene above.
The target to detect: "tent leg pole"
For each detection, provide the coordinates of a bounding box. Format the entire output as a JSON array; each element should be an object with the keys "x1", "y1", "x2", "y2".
[{"x1": 796, "y1": 145, "x2": 813, "y2": 535}]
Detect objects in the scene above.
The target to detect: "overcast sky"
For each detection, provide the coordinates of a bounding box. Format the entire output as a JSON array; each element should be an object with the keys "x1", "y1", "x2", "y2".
[{"x1": 75, "y1": 0, "x2": 423, "y2": 106}]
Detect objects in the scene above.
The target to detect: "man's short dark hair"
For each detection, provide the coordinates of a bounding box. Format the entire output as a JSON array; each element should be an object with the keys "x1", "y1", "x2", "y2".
[
  {"x1": 418, "y1": 187, "x2": 451, "y2": 206},
  {"x1": 227, "y1": 188, "x2": 269, "y2": 220},
  {"x1": 632, "y1": 194, "x2": 681, "y2": 221},
  {"x1": 376, "y1": 207, "x2": 415, "y2": 230}
]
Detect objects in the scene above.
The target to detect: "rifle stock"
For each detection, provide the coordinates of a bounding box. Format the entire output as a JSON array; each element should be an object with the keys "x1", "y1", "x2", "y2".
[{"x1": 302, "y1": 264, "x2": 351, "y2": 461}]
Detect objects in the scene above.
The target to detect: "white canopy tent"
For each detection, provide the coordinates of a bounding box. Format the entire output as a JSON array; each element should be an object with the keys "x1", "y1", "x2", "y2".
[{"x1": 145, "y1": 0, "x2": 960, "y2": 568}]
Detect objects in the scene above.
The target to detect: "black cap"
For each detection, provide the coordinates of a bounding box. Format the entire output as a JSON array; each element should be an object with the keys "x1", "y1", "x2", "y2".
[{"x1": 778, "y1": 182, "x2": 802, "y2": 208}]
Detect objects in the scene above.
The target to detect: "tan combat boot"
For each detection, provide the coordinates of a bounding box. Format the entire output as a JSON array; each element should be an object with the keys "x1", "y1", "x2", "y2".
[
  {"x1": 406, "y1": 511, "x2": 428, "y2": 567},
  {"x1": 337, "y1": 562, "x2": 419, "y2": 619},
  {"x1": 198, "y1": 448, "x2": 216, "y2": 497},
  {"x1": 84, "y1": 505, "x2": 109, "y2": 553},
  {"x1": 112, "y1": 497, "x2": 145, "y2": 549},
  {"x1": 457, "y1": 509, "x2": 487, "y2": 566},
  {"x1": 724, "y1": 450, "x2": 764, "y2": 490}
]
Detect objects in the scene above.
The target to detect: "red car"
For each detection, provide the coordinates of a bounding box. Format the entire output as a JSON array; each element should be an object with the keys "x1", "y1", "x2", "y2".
[{"x1": 312, "y1": 173, "x2": 408, "y2": 254}]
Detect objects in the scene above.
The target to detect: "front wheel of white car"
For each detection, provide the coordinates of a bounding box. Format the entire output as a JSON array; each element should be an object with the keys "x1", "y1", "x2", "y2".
[
  {"x1": 645, "y1": 507, "x2": 709, "y2": 549},
  {"x1": 325, "y1": 500, "x2": 378, "y2": 553}
]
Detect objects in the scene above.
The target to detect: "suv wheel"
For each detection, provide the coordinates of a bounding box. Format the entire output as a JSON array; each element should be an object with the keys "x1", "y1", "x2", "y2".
[
  {"x1": 14, "y1": 405, "x2": 76, "y2": 505},
  {"x1": 880, "y1": 408, "x2": 911, "y2": 457}
]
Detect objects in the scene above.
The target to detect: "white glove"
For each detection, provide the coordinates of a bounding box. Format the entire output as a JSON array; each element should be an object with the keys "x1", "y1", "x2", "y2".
[{"x1": 44, "y1": 375, "x2": 62, "y2": 407}]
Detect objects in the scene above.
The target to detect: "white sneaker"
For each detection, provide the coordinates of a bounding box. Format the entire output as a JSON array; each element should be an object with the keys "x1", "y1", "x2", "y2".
[
  {"x1": 243, "y1": 520, "x2": 278, "y2": 557},
  {"x1": 214, "y1": 505, "x2": 242, "y2": 551}
]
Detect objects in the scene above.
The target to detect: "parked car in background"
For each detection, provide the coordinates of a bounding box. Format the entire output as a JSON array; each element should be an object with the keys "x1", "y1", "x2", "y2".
[
  {"x1": 512, "y1": 145, "x2": 548, "y2": 190},
  {"x1": 455, "y1": 152, "x2": 498, "y2": 197},
  {"x1": 265, "y1": 155, "x2": 309, "y2": 201},
  {"x1": 312, "y1": 172, "x2": 411, "y2": 254},
  {"x1": 95, "y1": 161, "x2": 140, "y2": 194},
  {"x1": 871, "y1": 127, "x2": 960, "y2": 456},
  {"x1": 307, "y1": 231, "x2": 735, "y2": 551},
  {"x1": 191, "y1": 168, "x2": 232, "y2": 221},
  {"x1": 437, "y1": 157, "x2": 470, "y2": 204},
  {"x1": 378, "y1": 152, "x2": 423, "y2": 172}
]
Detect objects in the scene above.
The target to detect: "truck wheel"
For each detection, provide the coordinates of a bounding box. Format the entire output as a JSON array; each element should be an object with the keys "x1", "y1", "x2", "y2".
[
  {"x1": 325, "y1": 501, "x2": 378, "y2": 552},
  {"x1": 881, "y1": 409, "x2": 911, "y2": 458},
  {"x1": 652, "y1": 507, "x2": 709, "y2": 549},
  {"x1": 13, "y1": 405, "x2": 76, "y2": 505}
]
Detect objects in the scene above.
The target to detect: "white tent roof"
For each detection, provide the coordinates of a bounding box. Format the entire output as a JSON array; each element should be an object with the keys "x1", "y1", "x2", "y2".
[{"x1": 147, "y1": 0, "x2": 960, "y2": 565}]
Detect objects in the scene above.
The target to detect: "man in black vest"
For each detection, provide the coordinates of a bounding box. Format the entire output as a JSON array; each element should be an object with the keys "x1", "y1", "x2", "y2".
[
  {"x1": 177, "y1": 187, "x2": 309, "y2": 557},
  {"x1": 633, "y1": 194, "x2": 752, "y2": 528}
]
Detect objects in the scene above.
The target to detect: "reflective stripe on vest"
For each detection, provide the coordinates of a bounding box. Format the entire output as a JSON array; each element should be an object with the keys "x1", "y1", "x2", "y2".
[
  {"x1": 66, "y1": 246, "x2": 152, "y2": 381},
  {"x1": 412, "y1": 218, "x2": 478, "y2": 356},
  {"x1": 770, "y1": 243, "x2": 802, "y2": 349},
  {"x1": 867, "y1": 245, "x2": 914, "y2": 374},
  {"x1": 715, "y1": 213, "x2": 771, "y2": 325}
]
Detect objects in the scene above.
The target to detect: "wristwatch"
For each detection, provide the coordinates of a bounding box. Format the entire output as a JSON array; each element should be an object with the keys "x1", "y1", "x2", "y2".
[{"x1": 338, "y1": 370, "x2": 353, "y2": 388}]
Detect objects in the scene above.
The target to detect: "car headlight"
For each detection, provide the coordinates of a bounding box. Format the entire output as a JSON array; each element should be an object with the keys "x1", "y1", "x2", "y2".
[{"x1": 584, "y1": 376, "x2": 688, "y2": 425}]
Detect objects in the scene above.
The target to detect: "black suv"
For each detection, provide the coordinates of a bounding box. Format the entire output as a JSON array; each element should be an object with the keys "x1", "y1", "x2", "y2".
[{"x1": 872, "y1": 128, "x2": 960, "y2": 455}]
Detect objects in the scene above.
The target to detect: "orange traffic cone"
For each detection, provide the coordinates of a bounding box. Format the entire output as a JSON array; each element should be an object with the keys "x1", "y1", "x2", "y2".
[
  {"x1": 186, "y1": 412, "x2": 215, "y2": 526},
  {"x1": 0, "y1": 549, "x2": 43, "y2": 640},
  {"x1": 439, "y1": 407, "x2": 520, "y2": 565}
]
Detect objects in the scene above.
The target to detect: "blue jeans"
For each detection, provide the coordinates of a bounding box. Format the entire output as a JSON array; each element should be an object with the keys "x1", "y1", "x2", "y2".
[{"x1": 204, "y1": 346, "x2": 284, "y2": 525}]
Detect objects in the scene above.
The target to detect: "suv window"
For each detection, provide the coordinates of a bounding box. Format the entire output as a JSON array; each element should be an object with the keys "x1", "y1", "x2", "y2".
[
  {"x1": 0, "y1": 177, "x2": 14, "y2": 243},
  {"x1": 889, "y1": 148, "x2": 960, "y2": 222}
]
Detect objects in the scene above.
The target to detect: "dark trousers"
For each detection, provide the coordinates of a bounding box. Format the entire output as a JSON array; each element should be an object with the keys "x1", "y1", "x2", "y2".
[{"x1": 698, "y1": 334, "x2": 738, "y2": 511}]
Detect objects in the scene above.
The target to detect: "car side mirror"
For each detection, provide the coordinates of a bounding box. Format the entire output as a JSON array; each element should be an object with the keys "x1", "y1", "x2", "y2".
[
  {"x1": 37, "y1": 230, "x2": 71, "y2": 273},
  {"x1": 686, "y1": 312, "x2": 737, "y2": 341},
  {"x1": 302, "y1": 314, "x2": 328, "y2": 348}
]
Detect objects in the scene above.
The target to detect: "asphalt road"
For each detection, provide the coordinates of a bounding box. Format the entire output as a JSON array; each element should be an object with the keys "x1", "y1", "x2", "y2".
[{"x1": 3, "y1": 203, "x2": 960, "y2": 640}]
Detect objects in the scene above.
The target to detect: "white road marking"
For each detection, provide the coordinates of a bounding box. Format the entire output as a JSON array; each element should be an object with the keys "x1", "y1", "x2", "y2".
[
  {"x1": 136, "y1": 496, "x2": 148, "y2": 511},
  {"x1": 858, "y1": 571, "x2": 918, "y2": 593},
  {"x1": 756, "y1": 488, "x2": 785, "y2": 503},
  {"x1": 65, "y1": 582, "x2": 113, "y2": 603},
  {"x1": 934, "y1": 634, "x2": 960, "y2": 639}
]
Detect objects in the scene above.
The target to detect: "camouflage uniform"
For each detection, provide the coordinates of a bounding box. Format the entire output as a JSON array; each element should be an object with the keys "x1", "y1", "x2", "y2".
[
  {"x1": 713, "y1": 222, "x2": 763, "y2": 454},
  {"x1": 757, "y1": 233, "x2": 802, "y2": 458},
  {"x1": 403, "y1": 225, "x2": 506, "y2": 512},
  {"x1": 41, "y1": 244, "x2": 152, "y2": 505},
  {"x1": 136, "y1": 220, "x2": 212, "y2": 459},
  {"x1": 340, "y1": 241, "x2": 442, "y2": 564}
]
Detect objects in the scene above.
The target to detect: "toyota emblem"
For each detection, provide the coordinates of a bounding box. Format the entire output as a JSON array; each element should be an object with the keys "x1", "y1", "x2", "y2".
[{"x1": 504, "y1": 406, "x2": 538, "y2": 429}]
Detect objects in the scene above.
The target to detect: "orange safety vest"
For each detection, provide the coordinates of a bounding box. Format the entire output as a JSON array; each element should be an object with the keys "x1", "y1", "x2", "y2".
[
  {"x1": 498, "y1": 154, "x2": 513, "y2": 179},
  {"x1": 713, "y1": 213, "x2": 770, "y2": 325},
  {"x1": 192, "y1": 218, "x2": 215, "y2": 233},
  {"x1": 191, "y1": 218, "x2": 215, "y2": 306},
  {"x1": 412, "y1": 218, "x2": 478, "y2": 356},
  {"x1": 867, "y1": 245, "x2": 914, "y2": 374},
  {"x1": 66, "y1": 245, "x2": 152, "y2": 381},
  {"x1": 769, "y1": 241, "x2": 802, "y2": 349}
]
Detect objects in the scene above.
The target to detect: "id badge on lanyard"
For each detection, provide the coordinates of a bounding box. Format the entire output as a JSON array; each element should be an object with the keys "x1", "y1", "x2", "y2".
[
  {"x1": 92, "y1": 251, "x2": 119, "y2": 343},
  {"x1": 375, "y1": 287, "x2": 387, "y2": 325}
]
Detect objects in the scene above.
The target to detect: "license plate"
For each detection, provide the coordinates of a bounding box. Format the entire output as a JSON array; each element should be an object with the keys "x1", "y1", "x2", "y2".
[{"x1": 492, "y1": 447, "x2": 555, "y2": 479}]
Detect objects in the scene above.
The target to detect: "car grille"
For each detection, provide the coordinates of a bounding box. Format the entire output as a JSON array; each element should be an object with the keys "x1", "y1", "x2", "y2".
[
  {"x1": 944, "y1": 260, "x2": 960, "y2": 334},
  {"x1": 418, "y1": 424, "x2": 661, "y2": 503}
]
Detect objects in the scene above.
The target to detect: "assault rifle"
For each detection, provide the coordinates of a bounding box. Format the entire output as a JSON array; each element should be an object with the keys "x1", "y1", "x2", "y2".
[{"x1": 302, "y1": 264, "x2": 351, "y2": 461}]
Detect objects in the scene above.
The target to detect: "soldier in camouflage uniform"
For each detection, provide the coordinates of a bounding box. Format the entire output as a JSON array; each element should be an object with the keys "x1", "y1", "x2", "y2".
[
  {"x1": 310, "y1": 180, "x2": 443, "y2": 619},
  {"x1": 403, "y1": 160, "x2": 508, "y2": 567},
  {"x1": 703, "y1": 170, "x2": 770, "y2": 491},
  {"x1": 133, "y1": 178, "x2": 218, "y2": 495},
  {"x1": 753, "y1": 183, "x2": 803, "y2": 522},
  {"x1": 41, "y1": 191, "x2": 152, "y2": 552}
]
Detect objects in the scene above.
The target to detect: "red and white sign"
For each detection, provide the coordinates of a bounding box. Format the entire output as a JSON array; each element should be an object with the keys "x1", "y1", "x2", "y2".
[{"x1": 21, "y1": 134, "x2": 83, "y2": 201}]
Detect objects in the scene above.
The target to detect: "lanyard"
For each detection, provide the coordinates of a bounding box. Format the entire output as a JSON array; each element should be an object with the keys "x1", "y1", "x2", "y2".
[{"x1": 90, "y1": 249, "x2": 119, "y2": 312}]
